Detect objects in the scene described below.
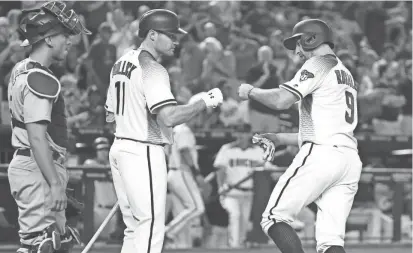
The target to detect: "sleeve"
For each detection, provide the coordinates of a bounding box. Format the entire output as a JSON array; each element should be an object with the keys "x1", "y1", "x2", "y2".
[
  {"x1": 23, "y1": 90, "x2": 53, "y2": 124},
  {"x1": 213, "y1": 145, "x2": 229, "y2": 169},
  {"x1": 141, "y1": 61, "x2": 177, "y2": 114},
  {"x1": 174, "y1": 127, "x2": 196, "y2": 151},
  {"x1": 280, "y1": 56, "x2": 337, "y2": 101}
]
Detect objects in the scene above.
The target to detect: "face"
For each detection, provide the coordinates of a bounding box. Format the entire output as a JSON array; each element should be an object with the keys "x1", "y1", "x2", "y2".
[
  {"x1": 383, "y1": 48, "x2": 396, "y2": 61},
  {"x1": 204, "y1": 23, "x2": 217, "y2": 37},
  {"x1": 100, "y1": 30, "x2": 112, "y2": 43},
  {"x1": 50, "y1": 33, "x2": 72, "y2": 62},
  {"x1": 236, "y1": 131, "x2": 252, "y2": 149},
  {"x1": 294, "y1": 41, "x2": 310, "y2": 61},
  {"x1": 258, "y1": 47, "x2": 273, "y2": 63},
  {"x1": 153, "y1": 30, "x2": 179, "y2": 57}
]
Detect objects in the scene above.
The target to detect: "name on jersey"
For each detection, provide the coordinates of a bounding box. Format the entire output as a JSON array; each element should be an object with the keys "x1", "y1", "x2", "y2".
[
  {"x1": 334, "y1": 70, "x2": 358, "y2": 91},
  {"x1": 112, "y1": 61, "x2": 137, "y2": 79},
  {"x1": 229, "y1": 158, "x2": 262, "y2": 167}
]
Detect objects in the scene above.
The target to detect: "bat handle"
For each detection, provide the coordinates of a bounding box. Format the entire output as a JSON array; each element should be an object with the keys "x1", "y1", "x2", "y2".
[{"x1": 81, "y1": 202, "x2": 119, "y2": 253}]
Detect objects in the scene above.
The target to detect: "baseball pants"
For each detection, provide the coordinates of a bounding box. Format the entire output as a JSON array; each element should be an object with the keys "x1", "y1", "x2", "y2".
[
  {"x1": 261, "y1": 142, "x2": 362, "y2": 253},
  {"x1": 109, "y1": 139, "x2": 167, "y2": 253},
  {"x1": 8, "y1": 152, "x2": 68, "y2": 245},
  {"x1": 221, "y1": 193, "x2": 253, "y2": 247},
  {"x1": 166, "y1": 169, "x2": 205, "y2": 240}
]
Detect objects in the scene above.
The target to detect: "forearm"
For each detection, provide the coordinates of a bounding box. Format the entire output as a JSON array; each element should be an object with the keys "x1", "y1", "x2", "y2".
[
  {"x1": 180, "y1": 148, "x2": 200, "y2": 176},
  {"x1": 249, "y1": 88, "x2": 283, "y2": 110},
  {"x1": 215, "y1": 168, "x2": 227, "y2": 187},
  {"x1": 160, "y1": 100, "x2": 206, "y2": 127},
  {"x1": 252, "y1": 74, "x2": 270, "y2": 88},
  {"x1": 29, "y1": 134, "x2": 60, "y2": 187},
  {"x1": 0, "y1": 46, "x2": 11, "y2": 67}
]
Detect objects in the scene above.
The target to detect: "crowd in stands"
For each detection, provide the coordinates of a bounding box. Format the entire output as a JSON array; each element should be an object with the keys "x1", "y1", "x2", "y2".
[
  {"x1": 0, "y1": 1, "x2": 411, "y2": 246},
  {"x1": 0, "y1": 1, "x2": 411, "y2": 138}
]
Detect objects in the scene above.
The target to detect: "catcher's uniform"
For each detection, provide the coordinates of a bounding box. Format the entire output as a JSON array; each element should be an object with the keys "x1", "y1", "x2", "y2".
[
  {"x1": 260, "y1": 55, "x2": 362, "y2": 253},
  {"x1": 166, "y1": 123, "x2": 204, "y2": 247},
  {"x1": 105, "y1": 49, "x2": 177, "y2": 253},
  {"x1": 7, "y1": 59, "x2": 75, "y2": 249},
  {"x1": 213, "y1": 142, "x2": 264, "y2": 247}
]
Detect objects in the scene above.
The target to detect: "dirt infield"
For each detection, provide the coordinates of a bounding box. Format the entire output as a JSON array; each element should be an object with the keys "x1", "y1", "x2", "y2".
[{"x1": 2, "y1": 243, "x2": 411, "y2": 253}]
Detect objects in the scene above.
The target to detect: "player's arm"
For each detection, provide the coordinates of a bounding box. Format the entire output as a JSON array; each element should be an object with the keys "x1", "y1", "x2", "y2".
[
  {"x1": 143, "y1": 61, "x2": 222, "y2": 127},
  {"x1": 248, "y1": 88, "x2": 298, "y2": 110},
  {"x1": 24, "y1": 70, "x2": 66, "y2": 211},
  {"x1": 157, "y1": 101, "x2": 206, "y2": 127}
]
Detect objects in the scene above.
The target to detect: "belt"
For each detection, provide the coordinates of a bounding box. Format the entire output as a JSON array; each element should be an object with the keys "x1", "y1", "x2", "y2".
[
  {"x1": 16, "y1": 149, "x2": 61, "y2": 161},
  {"x1": 302, "y1": 141, "x2": 337, "y2": 148},
  {"x1": 115, "y1": 137, "x2": 166, "y2": 147}
]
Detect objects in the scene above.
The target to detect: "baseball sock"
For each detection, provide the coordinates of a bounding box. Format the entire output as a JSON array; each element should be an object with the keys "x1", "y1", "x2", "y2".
[
  {"x1": 325, "y1": 246, "x2": 346, "y2": 253},
  {"x1": 267, "y1": 222, "x2": 305, "y2": 253}
]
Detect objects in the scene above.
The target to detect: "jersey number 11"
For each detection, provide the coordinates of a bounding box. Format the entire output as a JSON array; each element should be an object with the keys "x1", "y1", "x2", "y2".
[{"x1": 115, "y1": 81, "x2": 125, "y2": 115}]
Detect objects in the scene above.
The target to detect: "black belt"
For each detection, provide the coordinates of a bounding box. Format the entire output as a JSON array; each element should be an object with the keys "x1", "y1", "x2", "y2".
[
  {"x1": 302, "y1": 141, "x2": 337, "y2": 148},
  {"x1": 115, "y1": 137, "x2": 166, "y2": 147},
  {"x1": 16, "y1": 149, "x2": 61, "y2": 160}
]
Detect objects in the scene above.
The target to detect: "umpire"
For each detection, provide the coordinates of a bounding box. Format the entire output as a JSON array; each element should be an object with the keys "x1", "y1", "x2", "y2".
[{"x1": 7, "y1": 2, "x2": 90, "y2": 253}]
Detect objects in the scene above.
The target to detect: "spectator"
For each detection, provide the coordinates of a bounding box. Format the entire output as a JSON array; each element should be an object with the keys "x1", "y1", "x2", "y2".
[
  {"x1": 242, "y1": 1, "x2": 277, "y2": 43},
  {"x1": 372, "y1": 44, "x2": 398, "y2": 79},
  {"x1": 218, "y1": 80, "x2": 248, "y2": 128},
  {"x1": 200, "y1": 37, "x2": 236, "y2": 90},
  {"x1": 179, "y1": 34, "x2": 205, "y2": 92},
  {"x1": 0, "y1": 17, "x2": 10, "y2": 52},
  {"x1": 85, "y1": 22, "x2": 117, "y2": 97},
  {"x1": 399, "y1": 60, "x2": 412, "y2": 135},
  {"x1": 245, "y1": 46, "x2": 283, "y2": 133},
  {"x1": 226, "y1": 28, "x2": 259, "y2": 80},
  {"x1": 108, "y1": 8, "x2": 133, "y2": 59}
]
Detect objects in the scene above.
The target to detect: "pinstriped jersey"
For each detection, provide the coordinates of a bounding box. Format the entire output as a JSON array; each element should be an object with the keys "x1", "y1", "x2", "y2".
[
  {"x1": 280, "y1": 55, "x2": 358, "y2": 149},
  {"x1": 105, "y1": 48, "x2": 177, "y2": 145}
]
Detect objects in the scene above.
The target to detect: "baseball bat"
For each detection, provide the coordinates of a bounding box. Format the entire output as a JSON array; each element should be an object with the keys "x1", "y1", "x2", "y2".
[{"x1": 81, "y1": 202, "x2": 119, "y2": 253}]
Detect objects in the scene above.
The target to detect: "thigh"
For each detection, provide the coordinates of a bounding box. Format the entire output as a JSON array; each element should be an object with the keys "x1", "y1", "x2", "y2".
[{"x1": 263, "y1": 144, "x2": 348, "y2": 223}]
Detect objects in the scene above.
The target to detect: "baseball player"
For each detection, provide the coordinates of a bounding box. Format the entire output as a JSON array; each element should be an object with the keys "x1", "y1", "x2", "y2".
[
  {"x1": 7, "y1": 2, "x2": 89, "y2": 253},
  {"x1": 104, "y1": 9, "x2": 223, "y2": 253},
  {"x1": 238, "y1": 19, "x2": 362, "y2": 253},
  {"x1": 165, "y1": 115, "x2": 205, "y2": 248},
  {"x1": 213, "y1": 124, "x2": 265, "y2": 248}
]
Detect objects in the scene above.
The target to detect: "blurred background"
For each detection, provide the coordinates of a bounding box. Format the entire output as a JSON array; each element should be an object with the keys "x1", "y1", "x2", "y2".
[{"x1": 0, "y1": 0, "x2": 411, "y2": 250}]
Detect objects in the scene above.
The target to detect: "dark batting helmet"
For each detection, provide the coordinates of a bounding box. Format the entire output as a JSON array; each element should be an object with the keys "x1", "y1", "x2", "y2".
[
  {"x1": 283, "y1": 19, "x2": 334, "y2": 51},
  {"x1": 138, "y1": 9, "x2": 187, "y2": 38},
  {"x1": 19, "y1": 1, "x2": 91, "y2": 47}
]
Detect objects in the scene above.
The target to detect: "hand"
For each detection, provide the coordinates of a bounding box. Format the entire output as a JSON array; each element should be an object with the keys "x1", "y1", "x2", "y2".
[
  {"x1": 50, "y1": 184, "x2": 67, "y2": 212},
  {"x1": 201, "y1": 88, "x2": 223, "y2": 108},
  {"x1": 252, "y1": 134, "x2": 277, "y2": 162},
  {"x1": 238, "y1": 83, "x2": 254, "y2": 100}
]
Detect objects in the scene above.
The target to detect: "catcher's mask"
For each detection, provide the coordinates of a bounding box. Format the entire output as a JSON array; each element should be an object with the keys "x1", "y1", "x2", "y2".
[{"x1": 19, "y1": 1, "x2": 91, "y2": 47}]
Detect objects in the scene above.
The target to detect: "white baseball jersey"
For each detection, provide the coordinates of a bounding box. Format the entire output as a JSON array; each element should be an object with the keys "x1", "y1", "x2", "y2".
[
  {"x1": 279, "y1": 54, "x2": 358, "y2": 149},
  {"x1": 168, "y1": 124, "x2": 199, "y2": 170},
  {"x1": 213, "y1": 142, "x2": 264, "y2": 194},
  {"x1": 105, "y1": 48, "x2": 177, "y2": 145}
]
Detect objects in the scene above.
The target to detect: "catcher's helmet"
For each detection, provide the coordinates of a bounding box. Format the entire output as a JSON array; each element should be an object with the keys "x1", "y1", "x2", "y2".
[
  {"x1": 19, "y1": 1, "x2": 91, "y2": 47},
  {"x1": 283, "y1": 19, "x2": 334, "y2": 51},
  {"x1": 138, "y1": 9, "x2": 187, "y2": 38}
]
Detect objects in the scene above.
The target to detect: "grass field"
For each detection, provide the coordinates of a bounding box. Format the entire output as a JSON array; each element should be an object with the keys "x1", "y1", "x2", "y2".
[{"x1": 1, "y1": 243, "x2": 412, "y2": 253}]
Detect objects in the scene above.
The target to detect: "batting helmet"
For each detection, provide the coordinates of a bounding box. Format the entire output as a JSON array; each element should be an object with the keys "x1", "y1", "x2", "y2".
[
  {"x1": 19, "y1": 1, "x2": 91, "y2": 47},
  {"x1": 138, "y1": 9, "x2": 187, "y2": 38},
  {"x1": 283, "y1": 19, "x2": 334, "y2": 51}
]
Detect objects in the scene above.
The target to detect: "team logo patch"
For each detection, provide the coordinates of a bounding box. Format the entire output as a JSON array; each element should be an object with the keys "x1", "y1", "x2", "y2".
[{"x1": 299, "y1": 70, "x2": 314, "y2": 82}]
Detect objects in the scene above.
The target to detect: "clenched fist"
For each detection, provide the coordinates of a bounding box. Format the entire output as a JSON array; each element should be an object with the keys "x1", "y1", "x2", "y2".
[
  {"x1": 238, "y1": 83, "x2": 254, "y2": 100},
  {"x1": 202, "y1": 88, "x2": 223, "y2": 108}
]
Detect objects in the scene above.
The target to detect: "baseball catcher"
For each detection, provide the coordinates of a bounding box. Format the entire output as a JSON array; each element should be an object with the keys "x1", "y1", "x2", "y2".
[{"x1": 7, "y1": 2, "x2": 90, "y2": 252}]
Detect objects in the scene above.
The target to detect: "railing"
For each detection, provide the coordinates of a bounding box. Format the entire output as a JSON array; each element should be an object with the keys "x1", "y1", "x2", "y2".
[{"x1": 0, "y1": 165, "x2": 411, "y2": 244}]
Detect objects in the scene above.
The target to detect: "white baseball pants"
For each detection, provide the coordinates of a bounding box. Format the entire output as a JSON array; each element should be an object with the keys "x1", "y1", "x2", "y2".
[
  {"x1": 109, "y1": 139, "x2": 167, "y2": 253},
  {"x1": 261, "y1": 142, "x2": 362, "y2": 253}
]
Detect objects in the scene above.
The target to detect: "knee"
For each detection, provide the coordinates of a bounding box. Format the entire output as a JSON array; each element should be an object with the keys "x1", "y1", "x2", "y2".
[
  {"x1": 260, "y1": 212, "x2": 292, "y2": 235},
  {"x1": 316, "y1": 241, "x2": 344, "y2": 253}
]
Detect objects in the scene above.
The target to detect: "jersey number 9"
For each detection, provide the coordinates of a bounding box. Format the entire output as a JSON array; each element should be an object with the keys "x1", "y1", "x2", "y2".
[
  {"x1": 115, "y1": 81, "x2": 125, "y2": 115},
  {"x1": 345, "y1": 91, "x2": 355, "y2": 124}
]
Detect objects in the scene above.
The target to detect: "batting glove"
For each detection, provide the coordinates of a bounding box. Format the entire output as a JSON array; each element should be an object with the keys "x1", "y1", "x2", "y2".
[
  {"x1": 252, "y1": 134, "x2": 276, "y2": 162},
  {"x1": 201, "y1": 88, "x2": 223, "y2": 108}
]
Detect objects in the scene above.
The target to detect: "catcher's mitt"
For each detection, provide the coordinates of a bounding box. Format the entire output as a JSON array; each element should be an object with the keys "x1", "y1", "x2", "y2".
[{"x1": 252, "y1": 134, "x2": 276, "y2": 162}]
